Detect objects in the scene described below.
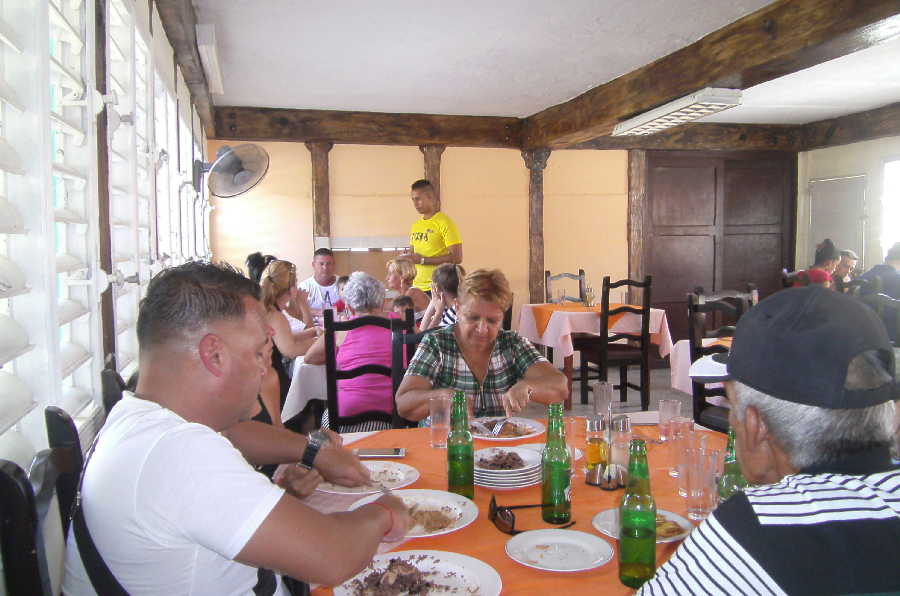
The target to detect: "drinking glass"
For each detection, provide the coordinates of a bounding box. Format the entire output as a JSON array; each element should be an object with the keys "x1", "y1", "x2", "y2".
[
  {"x1": 592, "y1": 381, "x2": 614, "y2": 417},
  {"x1": 668, "y1": 417, "x2": 694, "y2": 479},
  {"x1": 657, "y1": 399, "x2": 682, "y2": 442},
  {"x1": 685, "y1": 447, "x2": 721, "y2": 521},
  {"x1": 428, "y1": 395, "x2": 451, "y2": 448},
  {"x1": 584, "y1": 286, "x2": 595, "y2": 307}
]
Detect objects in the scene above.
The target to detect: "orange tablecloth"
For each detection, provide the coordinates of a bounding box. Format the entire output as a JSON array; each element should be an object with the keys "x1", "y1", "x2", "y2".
[
  {"x1": 315, "y1": 424, "x2": 726, "y2": 595},
  {"x1": 531, "y1": 303, "x2": 631, "y2": 337}
]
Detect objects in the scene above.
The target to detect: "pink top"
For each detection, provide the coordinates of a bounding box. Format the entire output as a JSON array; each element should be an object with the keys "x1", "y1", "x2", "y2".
[{"x1": 336, "y1": 313, "x2": 396, "y2": 417}]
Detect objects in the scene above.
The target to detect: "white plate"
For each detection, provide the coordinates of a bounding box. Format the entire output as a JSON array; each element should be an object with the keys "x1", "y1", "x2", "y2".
[
  {"x1": 316, "y1": 460, "x2": 419, "y2": 495},
  {"x1": 475, "y1": 446, "x2": 542, "y2": 472},
  {"x1": 471, "y1": 417, "x2": 545, "y2": 441},
  {"x1": 334, "y1": 550, "x2": 502, "y2": 596},
  {"x1": 505, "y1": 529, "x2": 614, "y2": 572},
  {"x1": 349, "y1": 489, "x2": 478, "y2": 538},
  {"x1": 519, "y1": 442, "x2": 584, "y2": 462},
  {"x1": 591, "y1": 508, "x2": 692, "y2": 543}
]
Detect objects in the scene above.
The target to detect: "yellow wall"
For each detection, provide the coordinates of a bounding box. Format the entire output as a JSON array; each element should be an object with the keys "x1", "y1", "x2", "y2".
[
  {"x1": 544, "y1": 150, "x2": 629, "y2": 299},
  {"x1": 797, "y1": 135, "x2": 900, "y2": 270},
  {"x1": 208, "y1": 140, "x2": 315, "y2": 279},
  {"x1": 207, "y1": 141, "x2": 630, "y2": 330}
]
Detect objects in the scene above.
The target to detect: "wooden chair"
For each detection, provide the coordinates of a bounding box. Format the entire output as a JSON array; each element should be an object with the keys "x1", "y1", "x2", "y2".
[
  {"x1": 578, "y1": 276, "x2": 653, "y2": 410},
  {"x1": 323, "y1": 309, "x2": 414, "y2": 431},
  {"x1": 687, "y1": 289, "x2": 755, "y2": 432},
  {"x1": 0, "y1": 407, "x2": 84, "y2": 595},
  {"x1": 390, "y1": 316, "x2": 439, "y2": 428},
  {"x1": 860, "y1": 292, "x2": 900, "y2": 346}
]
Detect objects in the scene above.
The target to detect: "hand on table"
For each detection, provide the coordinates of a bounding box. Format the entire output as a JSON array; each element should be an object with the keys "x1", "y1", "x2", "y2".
[
  {"x1": 501, "y1": 382, "x2": 533, "y2": 416},
  {"x1": 273, "y1": 464, "x2": 322, "y2": 498},
  {"x1": 369, "y1": 494, "x2": 412, "y2": 542},
  {"x1": 314, "y1": 443, "x2": 370, "y2": 487}
]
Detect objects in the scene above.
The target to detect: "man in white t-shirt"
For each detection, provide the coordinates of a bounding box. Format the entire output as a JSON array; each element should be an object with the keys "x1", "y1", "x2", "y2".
[
  {"x1": 63, "y1": 261, "x2": 410, "y2": 595},
  {"x1": 298, "y1": 248, "x2": 339, "y2": 310}
]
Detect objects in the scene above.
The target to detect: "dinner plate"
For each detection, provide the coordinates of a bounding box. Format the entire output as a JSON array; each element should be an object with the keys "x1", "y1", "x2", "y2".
[
  {"x1": 334, "y1": 550, "x2": 502, "y2": 596},
  {"x1": 315, "y1": 460, "x2": 419, "y2": 495},
  {"x1": 505, "y1": 529, "x2": 614, "y2": 572},
  {"x1": 519, "y1": 442, "x2": 584, "y2": 461},
  {"x1": 470, "y1": 417, "x2": 545, "y2": 441},
  {"x1": 591, "y1": 508, "x2": 692, "y2": 543},
  {"x1": 349, "y1": 489, "x2": 478, "y2": 538},
  {"x1": 475, "y1": 446, "x2": 542, "y2": 472}
]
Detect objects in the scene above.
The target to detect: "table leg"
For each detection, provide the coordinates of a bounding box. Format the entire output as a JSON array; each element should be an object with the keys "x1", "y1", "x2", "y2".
[{"x1": 563, "y1": 355, "x2": 573, "y2": 410}]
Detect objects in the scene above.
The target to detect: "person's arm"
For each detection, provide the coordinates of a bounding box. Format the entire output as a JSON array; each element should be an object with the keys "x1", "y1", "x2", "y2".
[
  {"x1": 395, "y1": 375, "x2": 454, "y2": 421},
  {"x1": 271, "y1": 309, "x2": 318, "y2": 359},
  {"x1": 221, "y1": 420, "x2": 369, "y2": 486},
  {"x1": 419, "y1": 290, "x2": 445, "y2": 331},
  {"x1": 303, "y1": 329, "x2": 346, "y2": 365},
  {"x1": 501, "y1": 361, "x2": 567, "y2": 415},
  {"x1": 284, "y1": 286, "x2": 314, "y2": 328},
  {"x1": 406, "y1": 287, "x2": 430, "y2": 313},
  {"x1": 237, "y1": 492, "x2": 410, "y2": 586}
]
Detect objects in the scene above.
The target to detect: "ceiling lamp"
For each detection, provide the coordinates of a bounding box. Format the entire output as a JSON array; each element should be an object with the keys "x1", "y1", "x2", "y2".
[{"x1": 611, "y1": 88, "x2": 741, "y2": 136}]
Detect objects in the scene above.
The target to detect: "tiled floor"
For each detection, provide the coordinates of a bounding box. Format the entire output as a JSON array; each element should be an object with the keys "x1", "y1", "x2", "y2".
[{"x1": 520, "y1": 368, "x2": 691, "y2": 420}]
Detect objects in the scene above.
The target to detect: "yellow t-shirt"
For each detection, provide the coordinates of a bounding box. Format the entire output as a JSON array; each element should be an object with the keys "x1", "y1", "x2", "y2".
[{"x1": 410, "y1": 211, "x2": 462, "y2": 291}]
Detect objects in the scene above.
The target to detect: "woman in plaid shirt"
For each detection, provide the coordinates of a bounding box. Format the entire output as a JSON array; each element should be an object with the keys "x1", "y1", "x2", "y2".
[{"x1": 396, "y1": 269, "x2": 568, "y2": 420}]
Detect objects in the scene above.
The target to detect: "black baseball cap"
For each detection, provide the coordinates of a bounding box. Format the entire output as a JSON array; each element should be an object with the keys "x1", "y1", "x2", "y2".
[{"x1": 689, "y1": 286, "x2": 897, "y2": 409}]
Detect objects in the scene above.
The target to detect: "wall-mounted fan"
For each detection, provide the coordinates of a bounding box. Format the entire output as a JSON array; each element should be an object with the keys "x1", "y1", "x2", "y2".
[{"x1": 193, "y1": 143, "x2": 270, "y2": 198}]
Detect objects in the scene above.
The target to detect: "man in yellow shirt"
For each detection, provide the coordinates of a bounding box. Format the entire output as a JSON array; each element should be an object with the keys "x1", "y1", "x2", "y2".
[{"x1": 397, "y1": 179, "x2": 463, "y2": 292}]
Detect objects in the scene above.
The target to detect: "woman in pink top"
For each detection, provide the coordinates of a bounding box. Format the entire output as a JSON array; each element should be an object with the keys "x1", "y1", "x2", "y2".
[{"x1": 305, "y1": 272, "x2": 395, "y2": 429}]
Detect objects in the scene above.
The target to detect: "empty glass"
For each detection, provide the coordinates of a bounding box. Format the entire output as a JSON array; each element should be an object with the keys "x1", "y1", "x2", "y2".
[
  {"x1": 684, "y1": 447, "x2": 721, "y2": 521},
  {"x1": 658, "y1": 399, "x2": 682, "y2": 442},
  {"x1": 428, "y1": 395, "x2": 451, "y2": 448}
]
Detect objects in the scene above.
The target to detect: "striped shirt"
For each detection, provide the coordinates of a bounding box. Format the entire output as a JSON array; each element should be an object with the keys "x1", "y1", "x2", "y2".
[
  {"x1": 639, "y1": 450, "x2": 900, "y2": 595},
  {"x1": 405, "y1": 326, "x2": 545, "y2": 417},
  {"x1": 440, "y1": 305, "x2": 458, "y2": 327}
]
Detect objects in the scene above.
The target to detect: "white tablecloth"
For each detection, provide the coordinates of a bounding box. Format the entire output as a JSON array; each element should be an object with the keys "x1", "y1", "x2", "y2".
[
  {"x1": 281, "y1": 358, "x2": 328, "y2": 422},
  {"x1": 517, "y1": 304, "x2": 674, "y2": 359}
]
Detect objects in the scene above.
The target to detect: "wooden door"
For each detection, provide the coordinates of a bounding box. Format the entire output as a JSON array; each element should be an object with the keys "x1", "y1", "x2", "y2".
[{"x1": 637, "y1": 151, "x2": 795, "y2": 341}]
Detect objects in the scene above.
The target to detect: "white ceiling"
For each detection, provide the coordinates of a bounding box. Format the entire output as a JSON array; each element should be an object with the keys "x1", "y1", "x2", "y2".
[
  {"x1": 700, "y1": 36, "x2": 900, "y2": 125},
  {"x1": 192, "y1": 0, "x2": 775, "y2": 117}
]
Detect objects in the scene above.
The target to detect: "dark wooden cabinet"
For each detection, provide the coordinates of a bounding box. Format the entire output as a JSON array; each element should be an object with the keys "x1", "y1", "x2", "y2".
[{"x1": 631, "y1": 150, "x2": 796, "y2": 341}]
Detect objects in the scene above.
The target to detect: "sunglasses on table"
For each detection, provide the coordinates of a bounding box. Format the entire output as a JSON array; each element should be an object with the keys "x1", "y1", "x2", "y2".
[{"x1": 488, "y1": 495, "x2": 575, "y2": 535}]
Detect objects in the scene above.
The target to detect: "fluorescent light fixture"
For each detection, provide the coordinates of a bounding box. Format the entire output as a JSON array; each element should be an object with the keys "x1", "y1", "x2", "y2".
[
  {"x1": 196, "y1": 24, "x2": 224, "y2": 95},
  {"x1": 612, "y1": 87, "x2": 741, "y2": 136}
]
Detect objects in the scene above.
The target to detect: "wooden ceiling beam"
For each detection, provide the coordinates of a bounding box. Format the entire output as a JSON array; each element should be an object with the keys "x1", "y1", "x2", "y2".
[
  {"x1": 522, "y1": 0, "x2": 900, "y2": 149},
  {"x1": 573, "y1": 123, "x2": 805, "y2": 151},
  {"x1": 155, "y1": 0, "x2": 215, "y2": 136},
  {"x1": 801, "y1": 101, "x2": 900, "y2": 151},
  {"x1": 213, "y1": 106, "x2": 522, "y2": 148}
]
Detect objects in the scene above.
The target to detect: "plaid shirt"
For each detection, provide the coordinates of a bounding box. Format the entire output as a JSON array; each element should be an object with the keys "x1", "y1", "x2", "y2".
[{"x1": 405, "y1": 326, "x2": 546, "y2": 417}]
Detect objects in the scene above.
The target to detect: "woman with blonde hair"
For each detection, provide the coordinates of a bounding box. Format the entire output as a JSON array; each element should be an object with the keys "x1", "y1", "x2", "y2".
[
  {"x1": 258, "y1": 260, "x2": 319, "y2": 427},
  {"x1": 397, "y1": 269, "x2": 567, "y2": 421},
  {"x1": 385, "y1": 258, "x2": 429, "y2": 315}
]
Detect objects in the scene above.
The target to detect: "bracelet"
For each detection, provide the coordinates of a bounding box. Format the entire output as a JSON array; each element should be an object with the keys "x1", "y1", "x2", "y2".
[
  {"x1": 419, "y1": 255, "x2": 425, "y2": 265},
  {"x1": 368, "y1": 502, "x2": 394, "y2": 537}
]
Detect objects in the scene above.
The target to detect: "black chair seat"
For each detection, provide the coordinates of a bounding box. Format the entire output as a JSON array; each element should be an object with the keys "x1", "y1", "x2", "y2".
[
  {"x1": 698, "y1": 405, "x2": 730, "y2": 433},
  {"x1": 581, "y1": 343, "x2": 642, "y2": 363}
]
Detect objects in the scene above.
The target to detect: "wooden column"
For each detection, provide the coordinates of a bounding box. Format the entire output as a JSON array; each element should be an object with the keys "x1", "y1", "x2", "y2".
[
  {"x1": 96, "y1": 0, "x2": 116, "y2": 365},
  {"x1": 627, "y1": 150, "x2": 647, "y2": 305},
  {"x1": 419, "y1": 144, "x2": 445, "y2": 201},
  {"x1": 305, "y1": 141, "x2": 333, "y2": 239},
  {"x1": 522, "y1": 148, "x2": 551, "y2": 303}
]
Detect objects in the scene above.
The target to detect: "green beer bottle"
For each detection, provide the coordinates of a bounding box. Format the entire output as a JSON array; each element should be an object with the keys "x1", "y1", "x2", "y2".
[
  {"x1": 447, "y1": 391, "x2": 474, "y2": 499},
  {"x1": 718, "y1": 428, "x2": 747, "y2": 500},
  {"x1": 619, "y1": 438, "x2": 656, "y2": 589},
  {"x1": 541, "y1": 403, "x2": 571, "y2": 523}
]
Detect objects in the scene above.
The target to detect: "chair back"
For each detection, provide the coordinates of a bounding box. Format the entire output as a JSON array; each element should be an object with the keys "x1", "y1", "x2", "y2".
[
  {"x1": 860, "y1": 292, "x2": 900, "y2": 345},
  {"x1": 44, "y1": 407, "x2": 83, "y2": 535},
  {"x1": 545, "y1": 269, "x2": 586, "y2": 303},
  {"x1": 598, "y1": 275, "x2": 652, "y2": 346},
  {"x1": 390, "y1": 316, "x2": 438, "y2": 428},
  {"x1": 324, "y1": 309, "x2": 414, "y2": 431},
  {"x1": 0, "y1": 460, "x2": 47, "y2": 594},
  {"x1": 101, "y1": 366, "x2": 126, "y2": 415}
]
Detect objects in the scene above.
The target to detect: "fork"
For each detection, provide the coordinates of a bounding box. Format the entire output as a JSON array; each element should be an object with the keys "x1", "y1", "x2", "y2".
[{"x1": 490, "y1": 419, "x2": 509, "y2": 436}]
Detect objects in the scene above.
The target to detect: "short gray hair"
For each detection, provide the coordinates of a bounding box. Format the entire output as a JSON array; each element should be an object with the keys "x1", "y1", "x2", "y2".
[
  {"x1": 731, "y1": 365, "x2": 895, "y2": 470},
  {"x1": 343, "y1": 271, "x2": 385, "y2": 313}
]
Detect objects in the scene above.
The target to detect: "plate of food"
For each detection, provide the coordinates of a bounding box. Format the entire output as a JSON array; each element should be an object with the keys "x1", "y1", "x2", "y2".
[
  {"x1": 475, "y1": 446, "x2": 541, "y2": 472},
  {"x1": 470, "y1": 417, "x2": 545, "y2": 441},
  {"x1": 316, "y1": 460, "x2": 419, "y2": 495},
  {"x1": 334, "y1": 550, "x2": 502, "y2": 596},
  {"x1": 505, "y1": 529, "x2": 614, "y2": 572},
  {"x1": 518, "y1": 442, "x2": 584, "y2": 462},
  {"x1": 349, "y1": 489, "x2": 479, "y2": 539},
  {"x1": 591, "y1": 508, "x2": 692, "y2": 543}
]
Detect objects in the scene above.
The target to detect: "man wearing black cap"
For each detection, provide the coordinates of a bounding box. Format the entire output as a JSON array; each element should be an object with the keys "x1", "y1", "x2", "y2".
[{"x1": 639, "y1": 287, "x2": 899, "y2": 595}]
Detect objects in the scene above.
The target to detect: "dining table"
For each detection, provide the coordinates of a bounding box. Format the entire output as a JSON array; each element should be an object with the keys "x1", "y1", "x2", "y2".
[
  {"x1": 281, "y1": 357, "x2": 328, "y2": 423},
  {"x1": 308, "y1": 414, "x2": 726, "y2": 595},
  {"x1": 517, "y1": 303, "x2": 675, "y2": 408},
  {"x1": 669, "y1": 337, "x2": 731, "y2": 406}
]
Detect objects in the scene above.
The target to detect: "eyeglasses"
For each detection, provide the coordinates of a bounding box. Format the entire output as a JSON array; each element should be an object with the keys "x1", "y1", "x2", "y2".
[{"x1": 488, "y1": 495, "x2": 575, "y2": 535}]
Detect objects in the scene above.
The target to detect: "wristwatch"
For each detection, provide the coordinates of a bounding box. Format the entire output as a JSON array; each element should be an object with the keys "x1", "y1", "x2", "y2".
[{"x1": 299, "y1": 430, "x2": 329, "y2": 469}]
